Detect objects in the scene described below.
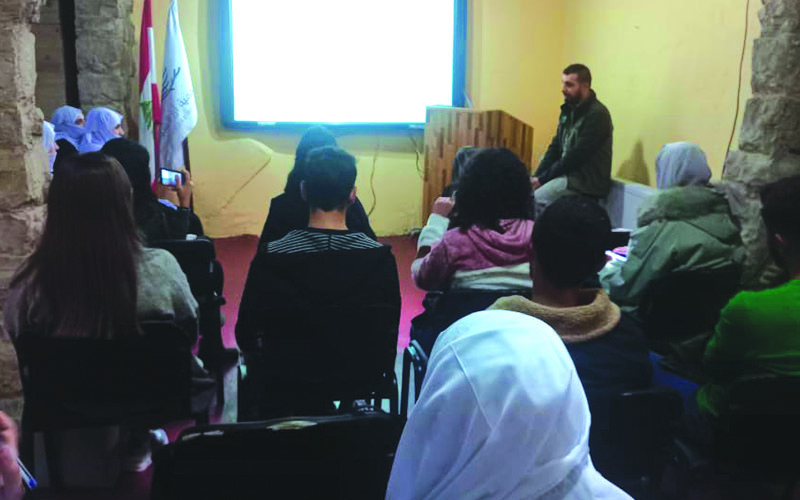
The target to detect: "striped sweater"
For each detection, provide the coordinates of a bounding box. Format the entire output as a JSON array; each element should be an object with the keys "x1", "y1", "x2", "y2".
[{"x1": 266, "y1": 228, "x2": 382, "y2": 254}]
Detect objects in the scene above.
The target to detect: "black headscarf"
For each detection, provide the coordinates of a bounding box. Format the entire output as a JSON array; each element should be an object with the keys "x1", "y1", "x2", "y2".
[{"x1": 284, "y1": 126, "x2": 338, "y2": 196}]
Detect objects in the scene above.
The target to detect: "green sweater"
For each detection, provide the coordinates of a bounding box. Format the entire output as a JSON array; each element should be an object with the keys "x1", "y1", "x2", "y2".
[{"x1": 698, "y1": 279, "x2": 800, "y2": 416}]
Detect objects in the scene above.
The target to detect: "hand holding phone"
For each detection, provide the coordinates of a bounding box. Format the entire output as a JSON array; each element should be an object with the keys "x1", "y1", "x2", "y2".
[
  {"x1": 160, "y1": 168, "x2": 185, "y2": 188},
  {"x1": 160, "y1": 167, "x2": 193, "y2": 208},
  {"x1": 0, "y1": 412, "x2": 25, "y2": 498}
]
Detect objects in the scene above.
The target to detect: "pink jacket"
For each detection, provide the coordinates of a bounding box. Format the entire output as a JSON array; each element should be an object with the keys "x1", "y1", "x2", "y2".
[{"x1": 413, "y1": 217, "x2": 534, "y2": 291}]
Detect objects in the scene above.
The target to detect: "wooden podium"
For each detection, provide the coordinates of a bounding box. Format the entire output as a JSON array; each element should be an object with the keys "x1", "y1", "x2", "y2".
[{"x1": 422, "y1": 107, "x2": 534, "y2": 221}]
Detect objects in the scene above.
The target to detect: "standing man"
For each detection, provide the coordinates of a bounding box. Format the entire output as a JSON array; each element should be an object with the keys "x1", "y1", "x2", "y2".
[{"x1": 533, "y1": 64, "x2": 613, "y2": 216}]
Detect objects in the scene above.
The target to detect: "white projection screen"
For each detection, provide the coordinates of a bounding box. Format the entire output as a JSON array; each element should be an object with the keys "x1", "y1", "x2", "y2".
[{"x1": 219, "y1": 0, "x2": 467, "y2": 129}]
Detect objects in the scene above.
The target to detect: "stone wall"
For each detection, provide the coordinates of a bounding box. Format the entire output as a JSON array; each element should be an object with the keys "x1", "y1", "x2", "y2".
[
  {"x1": 0, "y1": 0, "x2": 47, "y2": 419},
  {"x1": 75, "y1": 0, "x2": 135, "y2": 131},
  {"x1": 32, "y1": 0, "x2": 66, "y2": 119},
  {"x1": 723, "y1": 0, "x2": 800, "y2": 287}
]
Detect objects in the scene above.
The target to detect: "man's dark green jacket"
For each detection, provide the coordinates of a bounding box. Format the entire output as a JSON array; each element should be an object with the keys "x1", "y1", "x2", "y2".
[{"x1": 535, "y1": 90, "x2": 613, "y2": 198}]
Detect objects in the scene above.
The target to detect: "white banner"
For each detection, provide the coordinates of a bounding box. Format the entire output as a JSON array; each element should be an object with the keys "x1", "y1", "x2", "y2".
[{"x1": 160, "y1": 0, "x2": 197, "y2": 171}]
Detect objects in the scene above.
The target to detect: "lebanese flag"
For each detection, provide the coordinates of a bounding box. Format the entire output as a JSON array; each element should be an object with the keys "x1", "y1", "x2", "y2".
[{"x1": 138, "y1": 0, "x2": 162, "y2": 184}]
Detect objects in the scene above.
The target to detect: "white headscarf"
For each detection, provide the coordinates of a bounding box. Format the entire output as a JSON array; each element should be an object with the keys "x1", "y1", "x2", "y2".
[
  {"x1": 51, "y1": 105, "x2": 85, "y2": 147},
  {"x1": 387, "y1": 310, "x2": 633, "y2": 500},
  {"x1": 78, "y1": 107, "x2": 123, "y2": 153},
  {"x1": 655, "y1": 142, "x2": 711, "y2": 190},
  {"x1": 42, "y1": 121, "x2": 57, "y2": 174}
]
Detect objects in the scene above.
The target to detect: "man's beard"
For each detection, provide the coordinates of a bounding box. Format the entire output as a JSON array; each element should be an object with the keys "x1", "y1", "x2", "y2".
[{"x1": 563, "y1": 94, "x2": 580, "y2": 105}]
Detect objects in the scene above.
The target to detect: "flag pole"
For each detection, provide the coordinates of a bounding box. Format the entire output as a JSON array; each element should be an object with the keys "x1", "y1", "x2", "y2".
[{"x1": 182, "y1": 137, "x2": 193, "y2": 210}]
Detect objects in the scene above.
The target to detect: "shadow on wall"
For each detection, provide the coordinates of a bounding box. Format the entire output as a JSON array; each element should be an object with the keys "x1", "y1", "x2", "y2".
[{"x1": 616, "y1": 140, "x2": 650, "y2": 185}]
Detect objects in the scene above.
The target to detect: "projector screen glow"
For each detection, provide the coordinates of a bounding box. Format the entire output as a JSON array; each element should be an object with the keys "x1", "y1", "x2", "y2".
[{"x1": 221, "y1": 0, "x2": 465, "y2": 128}]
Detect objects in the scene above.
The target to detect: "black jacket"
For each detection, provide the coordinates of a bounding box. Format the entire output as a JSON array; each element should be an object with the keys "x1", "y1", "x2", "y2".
[
  {"x1": 235, "y1": 239, "x2": 401, "y2": 354},
  {"x1": 535, "y1": 90, "x2": 613, "y2": 198},
  {"x1": 136, "y1": 200, "x2": 205, "y2": 244},
  {"x1": 258, "y1": 193, "x2": 377, "y2": 246}
]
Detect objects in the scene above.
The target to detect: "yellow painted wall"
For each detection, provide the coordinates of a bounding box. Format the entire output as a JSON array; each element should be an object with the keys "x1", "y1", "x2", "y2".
[
  {"x1": 562, "y1": 0, "x2": 760, "y2": 185},
  {"x1": 131, "y1": 0, "x2": 759, "y2": 237},
  {"x1": 469, "y1": 0, "x2": 565, "y2": 164},
  {"x1": 131, "y1": 0, "x2": 564, "y2": 238}
]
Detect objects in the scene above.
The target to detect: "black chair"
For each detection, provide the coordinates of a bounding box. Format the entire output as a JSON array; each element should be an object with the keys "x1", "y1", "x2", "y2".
[
  {"x1": 15, "y1": 322, "x2": 210, "y2": 488},
  {"x1": 238, "y1": 304, "x2": 400, "y2": 421},
  {"x1": 401, "y1": 288, "x2": 531, "y2": 417},
  {"x1": 591, "y1": 388, "x2": 683, "y2": 497},
  {"x1": 400, "y1": 340, "x2": 429, "y2": 418},
  {"x1": 673, "y1": 374, "x2": 800, "y2": 499},
  {"x1": 150, "y1": 238, "x2": 232, "y2": 404},
  {"x1": 638, "y1": 266, "x2": 741, "y2": 357},
  {"x1": 151, "y1": 410, "x2": 403, "y2": 500}
]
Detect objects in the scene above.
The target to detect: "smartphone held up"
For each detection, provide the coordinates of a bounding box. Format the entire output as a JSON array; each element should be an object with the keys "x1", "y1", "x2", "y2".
[{"x1": 160, "y1": 168, "x2": 186, "y2": 188}]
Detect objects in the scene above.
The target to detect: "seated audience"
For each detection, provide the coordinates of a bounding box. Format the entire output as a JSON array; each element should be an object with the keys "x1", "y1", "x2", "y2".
[
  {"x1": 0, "y1": 412, "x2": 24, "y2": 500},
  {"x1": 697, "y1": 174, "x2": 800, "y2": 419},
  {"x1": 51, "y1": 105, "x2": 84, "y2": 165},
  {"x1": 236, "y1": 146, "x2": 400, "y2": 354},
  {"x1": 412, "y1": 147, "x2": 534, "y2": 292},
  {"x1": 440, "y1": 146, "x2": 477, "y2": 197},
  {"x1": 42, "y1": 121, "x2": 57, "y2": 175},
  {"x1": 600, "y1": 142, "x2": 744, "y2": 307},
  {"x1": 78, "y1": 107, "x2": 124, "y2": 154},
  {"x1": 3, "y1": 153, "x2": 214, "y2": 471},
  {"x1": 490, "y1": 196, "x2": 652, "y2": 434},
  {"x1": 387, "y1": 310, "x2": 633, "y2": 500},
  {"x1": 101, "y1": 138, "x2": 204, "y2": 242},
  {"x1": 258, "y1": 126, "x2": 376, "y2": 246}
]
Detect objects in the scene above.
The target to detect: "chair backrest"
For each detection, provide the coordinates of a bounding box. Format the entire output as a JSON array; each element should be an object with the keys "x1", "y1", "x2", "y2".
[
  {"x1": 639, "y1": 265, "x2": 741, "y2": 341},
  {"x1": 413, "y1": 288, "x2": 532, "y2": 355},
  {"x1": 723, "y1": 373, "x2": 800, "y2": 415},
  {"x1": 150, "y1": 239, "x2": 217, "y2": 300},
  {"x1": 593, "y1": 387, "x2": 683, "y2": 479},
  {"x1": 16, "y1": 322, "x2": 193, "y2": 431},
  {"x1": 151, "y1": 411, "x2": 403, "y2": 500},
  {"x1": 715, "y1": 374, "x2": 800, "y2": 470},
  {"x1": 250, "y1": 304, "x2": 400, "y2": 404}
]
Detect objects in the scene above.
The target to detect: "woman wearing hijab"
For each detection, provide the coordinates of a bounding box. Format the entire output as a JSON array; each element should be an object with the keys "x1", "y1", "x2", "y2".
[
  {"x1": 257, "y1": 126, "x2": 376, "y2": 245},
  {"x1": 42, "y1": 121, "x2": 58, "y2": 175},
  {"x1": 51, "y1": 105, "x2": 85, "y2": 147},
  {"x1": 599, "y1": 142, "x2": 743, "y2": 307},
  {"x1": 387, "y1": 310, "x2": 632, "y2": 500},
  {"x1": 51, "y1": 106, "x2": 83, "y2": 170},
  {"x1": 78, "y1": 107, "x2": 124, "y2": 154}
]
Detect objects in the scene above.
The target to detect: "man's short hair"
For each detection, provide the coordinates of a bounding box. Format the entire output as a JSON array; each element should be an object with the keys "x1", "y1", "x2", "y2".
[
  {"x1": 304, "y1": 146, "x2": 357, "y2": 211},
  {"x1": 761, "y1": 174, "x2": 800, "y2": 244},
  {"x1": 533, "y1": 196, "x2": 611, "y2": 288},
  {"x1": 563, "y1": 64, "x2": 592, "y2": 86}
]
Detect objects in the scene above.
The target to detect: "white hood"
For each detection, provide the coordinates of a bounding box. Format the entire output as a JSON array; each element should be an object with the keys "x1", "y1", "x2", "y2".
[{"x1": 387, "y1": 310, "x2": 633, "y2": 500}]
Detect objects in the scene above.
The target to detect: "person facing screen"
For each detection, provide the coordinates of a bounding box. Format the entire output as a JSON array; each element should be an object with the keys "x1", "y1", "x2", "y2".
[
  {"x1": 412, "y1": 147, "x2": 534, "y2": 292},
  {"x1": 101, "y1": 138, "x2": 204, "y2": 243},
  {"x1": 3, "y1": 152, "x2": 215, "y2": 471},
  {"x1": 386, "y1": 310, "x2": 633, "y2": 500},
  {"x1": 257, "y1": 126, "x2": 376, "y2": 245}
]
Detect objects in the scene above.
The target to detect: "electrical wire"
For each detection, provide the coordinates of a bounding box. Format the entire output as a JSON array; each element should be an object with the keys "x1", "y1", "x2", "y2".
[
  {"x1": 219, "y1": 155, "x2": 271, "y2": 213},
  {"x1": 368, "y1": 138, "x2": 380, "y2": 217},
  {"x1": 408, "y1": 131, "x2": 423, "y2": 179},
  {"x1": 723, "y1": 0, "x2": 751, "y2": 174}
]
